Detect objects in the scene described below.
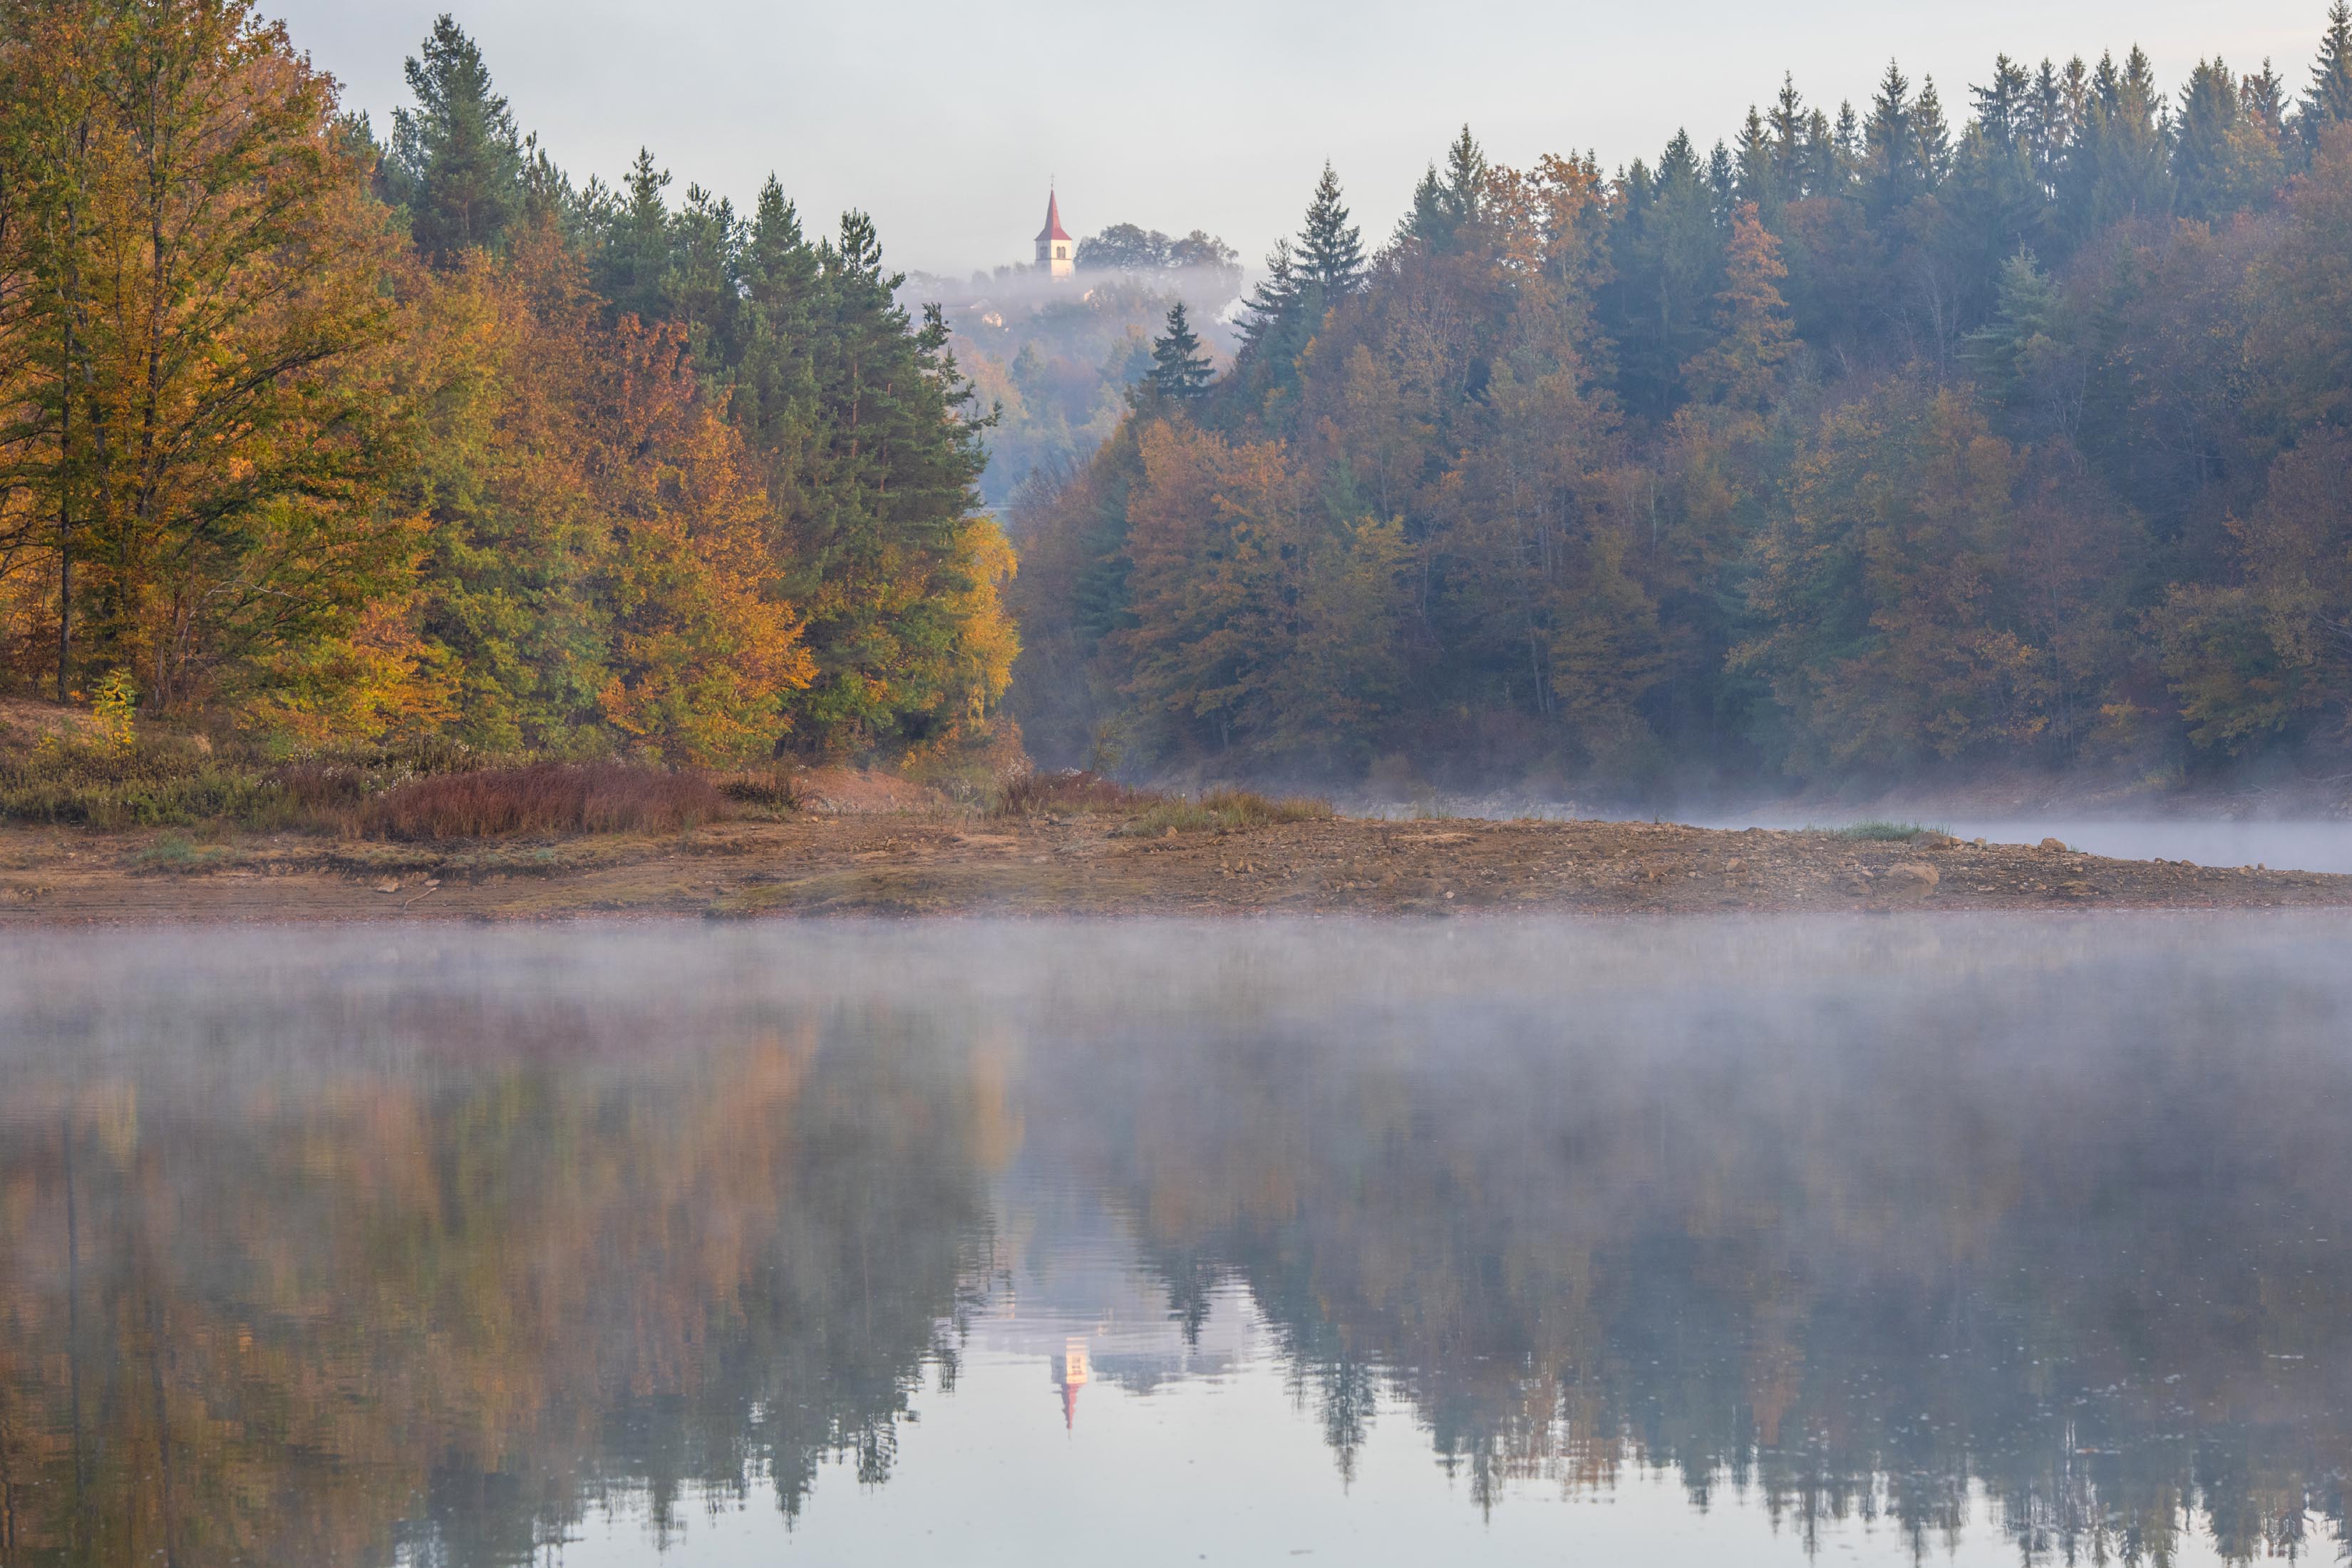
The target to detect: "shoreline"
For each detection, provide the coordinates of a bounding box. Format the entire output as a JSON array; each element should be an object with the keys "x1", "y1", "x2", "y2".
[{"x1": 5, "y1": 813, "x2": 2349, "y2": 925}]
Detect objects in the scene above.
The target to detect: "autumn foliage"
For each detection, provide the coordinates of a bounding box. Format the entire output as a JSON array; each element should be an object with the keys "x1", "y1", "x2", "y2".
[
  {"x1": 0, "y1": 1, "x2": 1013, "y2": 769},
  {"x1": 1016, "y1": 20, "x2": 2352, "y2": 791}
]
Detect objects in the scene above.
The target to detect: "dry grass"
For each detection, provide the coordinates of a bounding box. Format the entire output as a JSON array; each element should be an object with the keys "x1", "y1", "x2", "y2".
[
  {"x1": 992, "y1": 770, "x2": 1145, "y2": 817},
  {"x1": 1815, "y1": 820, "x2": 1951, "y2": 842},
  {"x1": 354, "y1": 763, "x2": 729, "y2": 840},
  {"x1": 1120, "y1": 788, "x2": 1334, "y2": 836}
]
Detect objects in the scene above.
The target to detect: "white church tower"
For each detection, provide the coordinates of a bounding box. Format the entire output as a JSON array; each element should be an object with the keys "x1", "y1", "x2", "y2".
[{"x1": 1036, "y1": 189, "x2": 1073, "y2": 278}]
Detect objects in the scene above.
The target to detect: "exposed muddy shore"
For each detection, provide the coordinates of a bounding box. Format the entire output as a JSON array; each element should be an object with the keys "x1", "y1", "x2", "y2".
[{"x1": 4, "y1": 813, "x2": 2348, "y2": 924}]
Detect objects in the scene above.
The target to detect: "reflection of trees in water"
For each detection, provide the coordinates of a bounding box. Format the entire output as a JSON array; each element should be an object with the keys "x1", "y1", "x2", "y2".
[
  {"x1": 1051, "y1": 986, "x2": 2352, "y2": 1561},
  {"x1": 6, "y1": 929, "x2": 2352, "y2": 1567},
  {"x1": 0, "y1": 1012, "x2": 1004, "y2": 1567}
]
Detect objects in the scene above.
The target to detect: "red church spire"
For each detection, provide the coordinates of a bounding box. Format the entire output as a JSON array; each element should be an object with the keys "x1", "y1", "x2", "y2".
[{"x1": 1038, "y1": 190, "x2": 1072, "y2": 244}]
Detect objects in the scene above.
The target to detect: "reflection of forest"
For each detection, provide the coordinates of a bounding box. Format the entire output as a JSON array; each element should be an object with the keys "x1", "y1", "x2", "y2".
[
  {"x1": 1042, "y1": 970, "x2": 2352, "y2": 1562},
  {"x1": 0, "y1": 1001, "x2": 1011, "y2": 1566},
  {"x1": 3, "y1": 922, "x2": 2350, "y2": 1564}
]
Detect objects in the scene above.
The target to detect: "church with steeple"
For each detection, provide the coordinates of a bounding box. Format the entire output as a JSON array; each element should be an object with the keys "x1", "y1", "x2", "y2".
[{"x1": 1036, "y1": 189, "x2": 1073, "y2": 279}]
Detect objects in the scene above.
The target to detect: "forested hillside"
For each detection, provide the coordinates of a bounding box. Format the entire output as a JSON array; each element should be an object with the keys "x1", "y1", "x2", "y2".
[
  {"x1": 1013, "y1": 13, "x2": 2352, "y2": 797},
  {"x1": 0, "y1": 4, "x2": 1014, "y2": 766},
  {"x1": 909, "y1": 234, "x2": 1243, "y2": 510}
]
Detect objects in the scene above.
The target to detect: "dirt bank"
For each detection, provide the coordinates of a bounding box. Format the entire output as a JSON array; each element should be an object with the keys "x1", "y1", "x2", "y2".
[{"x1": 2, "y1": 813, "x2": 2347, "y2": 924}]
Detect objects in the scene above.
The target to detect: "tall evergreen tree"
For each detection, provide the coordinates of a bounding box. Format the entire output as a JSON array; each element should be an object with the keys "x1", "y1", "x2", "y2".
[
  {"x1": 2026, "y1": 58, "x2": 2076, "y2": 194},
  {"x1": 1735, "y1": 108, "x2": 1778, "y2": 212},
  {"x1": 1298, "y1": 163, "x2": 1366, "y2": 294},
  {"x1": 2302, "y1": 1, "x2": 2352, "y2": 151},
  {"x1": 1401, "y1": 125, "x2": 1489, "y2": 252},
  {"x1": 727, "y1": 177, "x2": 822, "y2": 495},
  {"x1": 1241, "y1": 162, "x2": 1382, "y2": 411},
  {"x1": 1237, "y1": 237, "x2": 1302, "y2": 362},
  {"x1": 1864, "y1": 62, "x2": 1922, "y2": 212},
  {"x1": 1147, "y1": 303, "x2": 1214, "y2": 400},
  {"x1": 2068, "y1": 47, "x2": 2174, "y2": 232},
  {"x1": 1914, "y1": 78, "x2": 1953, "y2": 185},
  {"x1": 2244, "y1": 59, "x2": 2289, "y2": 134},
  {"x1": 1768, "y1": 76, "x2": 1809, "y2": 192},
  {"x1": 1974, "y1": 56, "x2": 2033, "y2": 151},
  {"x1": 387, "y1": 15, "x2": 524, "y2": 262},
  {"x1": 590, "y1": 150, "x2": 674, "y2": 324}
]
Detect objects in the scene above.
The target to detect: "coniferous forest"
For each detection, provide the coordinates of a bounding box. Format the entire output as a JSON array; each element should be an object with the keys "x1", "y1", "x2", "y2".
[
  {"x1": 1013, "y1": 9, "x2": 2352, "y2": 797},
  {"x1": 0, "y1": 4, "x2": 1014, "y2": 769},
  {"x1": 4, "y1": 3, "x2": 2352, "y2": 801}
]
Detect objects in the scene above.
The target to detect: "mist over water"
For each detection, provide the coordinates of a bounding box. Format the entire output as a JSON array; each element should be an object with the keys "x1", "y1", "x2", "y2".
[{"x1": 6, "y1": 916, "x2": 2351, "y2": 1564}]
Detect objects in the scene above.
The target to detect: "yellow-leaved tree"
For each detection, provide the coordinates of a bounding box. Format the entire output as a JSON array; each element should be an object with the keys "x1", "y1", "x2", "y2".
[{"x1": 0, "y1": 0, "x2": 412, "y2": 713}]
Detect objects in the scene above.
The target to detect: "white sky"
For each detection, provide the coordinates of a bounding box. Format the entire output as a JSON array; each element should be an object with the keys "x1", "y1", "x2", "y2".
[{"x1": 269, "y1": 0, "x2": 2335, "y2": 278}]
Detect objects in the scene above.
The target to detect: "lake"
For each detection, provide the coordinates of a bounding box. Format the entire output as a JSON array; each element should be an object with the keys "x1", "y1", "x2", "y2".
[{"x1": 4, "y1": 915, "x2": 2349, "y2": 1565}]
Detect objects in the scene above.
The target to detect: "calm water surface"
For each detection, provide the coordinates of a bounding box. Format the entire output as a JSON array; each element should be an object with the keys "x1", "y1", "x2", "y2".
[{"x1": 4, "y1": 915, "x2": 2350, "y2": 1566}]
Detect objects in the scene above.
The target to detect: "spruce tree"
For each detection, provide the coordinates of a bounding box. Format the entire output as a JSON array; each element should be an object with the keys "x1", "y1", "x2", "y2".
[
  {"x1": 1401, "y1": 165, "x2": 1447, "y2": 247},
  {"x1": 1707, "y1": 140, "x2": 1738, "y2": 218},
  {"x1": 2175, "y1": 59, "x2": 2243, "y2": 218},
  {"x1": 1864, "y1": 61, "x2": 1919, "y2": 212},
  {"x1": 1736, "y1": 108, "x2": 1778, "y2": 211},
  {"x1": 387, "y1": 16, "x2": 525, "y2": 261},
  {"x1": 2027, "y1": 59, "x2": 2074, "y2": 192},
  {"x1": 2068, "y1": 48, "x2": 2174, "y2": 232},
  {"x1": 1768, "y1": 76, "x2": 1808, "y2": 192},
  {"x1": 1237, "y1": 237, "x2": 1301, "y2": 358},
  {"x1": 1441, "y1": 125, "x2": 1487, "y2": 229},
  {"x1": 1298, "y1": 163, "x2": 1366, "y2": 294},
  {"x1": 1914, "y1": 78, "x2": 1952, "y2": 185},
  {"x1": 1147, "y1": 303, "x2": 1214, "y2": 400},
  {"x1": 2303, "y1": 1, "x2": 2352, "y2": 150},
  {"x1": 2244, "y1": 60, "x2": 2289, "y2": 133},
  {"x1": 1834, "y1": 100, "x2": 1865, "y2": 172},
  {"x1": 1973, "y1": 56, "x2": 2032, "y2": 151}
]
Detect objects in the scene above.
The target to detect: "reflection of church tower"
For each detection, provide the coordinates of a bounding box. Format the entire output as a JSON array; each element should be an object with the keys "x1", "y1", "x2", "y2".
[
  {"x1": 1036, "y1": 189, "x2": 1074, "y2": 278},
  {"x1": 1053, "y1": 1336, "x2": 1090, "y2": 1428}
]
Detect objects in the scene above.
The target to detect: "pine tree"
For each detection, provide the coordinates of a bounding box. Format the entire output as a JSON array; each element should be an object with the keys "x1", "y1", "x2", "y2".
[
  {"x1": 589, "y1": 150, "x2": 674, "y2": 324},
  {"x1": 727, "y1": 177, "x2": 822, "y2": 509},
  {"x1": 1298, "y1": 163, "x2": 1366, "y2": 294},
  {"x1": 387, "y1": 15, "x2": 525, "y2": 262},
  {"x1": 666, "y1": 183, "x2": 744, "y2": 368},
  {"x1": 1147, "y1": 303, "x2": 1214, "y2": 400}
]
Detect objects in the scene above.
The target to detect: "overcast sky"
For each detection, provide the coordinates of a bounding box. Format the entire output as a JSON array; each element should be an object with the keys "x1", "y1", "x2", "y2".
[{"x1": 269, "y1": 0, "x2": 2334, "y2": 279}]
